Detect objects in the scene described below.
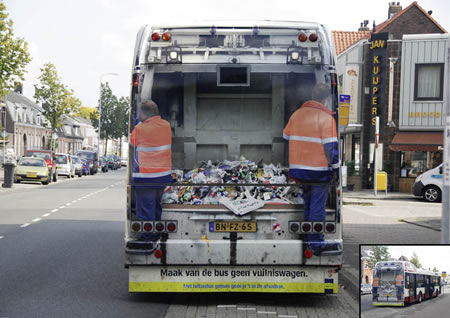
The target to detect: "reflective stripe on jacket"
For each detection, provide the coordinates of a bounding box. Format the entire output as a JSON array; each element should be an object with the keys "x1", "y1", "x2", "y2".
[
  {"x1": 283, "y1": 100, "x2": 339, "y2": 182},
  {"x1": 130, "y1": 115, "x2": 172, "y2": 182}
]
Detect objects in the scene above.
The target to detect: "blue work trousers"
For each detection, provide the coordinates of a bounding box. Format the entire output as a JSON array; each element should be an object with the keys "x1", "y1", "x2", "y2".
[
  {"x1": 302, "y1": 184, "x2": 329, "y2": 250},
  {"x1": 135, "y1": 187, "x2": 164, "y2": 221}
]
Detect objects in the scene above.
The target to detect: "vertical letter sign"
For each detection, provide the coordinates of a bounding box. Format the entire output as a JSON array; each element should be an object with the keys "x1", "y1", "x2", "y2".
[{"x1": 369, "y1": 32, "x2": 388, "y2": 139}]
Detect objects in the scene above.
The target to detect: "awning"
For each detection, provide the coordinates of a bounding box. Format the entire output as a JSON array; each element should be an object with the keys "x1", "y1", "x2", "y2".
[{"x1": 389, "y1": 132, "x2": 443, "y2": 152}]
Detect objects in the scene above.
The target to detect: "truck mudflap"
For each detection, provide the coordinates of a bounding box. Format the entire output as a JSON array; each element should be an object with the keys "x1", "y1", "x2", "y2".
[{"x1": 129, "y1": 265, "x2": 338, "y2": 293}]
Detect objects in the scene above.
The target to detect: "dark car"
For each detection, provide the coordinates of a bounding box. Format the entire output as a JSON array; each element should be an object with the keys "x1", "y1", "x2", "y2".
[
  {"x1": 76, "y1": 150, "x2": 98, "y2": 175},
  {"x1": 81, "y1": 159, "x2": 89, "y2": 176},
  {"x1": 25, "y1": 149, "x2": 58, "y2": 182},
  {"x1": 99, "y1": 156, "x2": 109, "y2": 172},
  {"x1": 107, "y1": 155, "x2": 119, "y2": 170}
]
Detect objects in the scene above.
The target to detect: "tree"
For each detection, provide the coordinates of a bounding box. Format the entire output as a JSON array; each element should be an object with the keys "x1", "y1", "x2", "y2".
[
  {"x1": 410, "y1": 252, "x2": 422, "y2": 269},
  {"x1": 433, "y1": 267, "x2": 439, "y2": 272},
  {"x1": 0, "y1": 1, "x2": 32, "y2": 99},
  {"x1": 34, "y1": 63, "x2": 81, "y2": 140},
  {"x1": 112, "y1": 96, "x2": 129, "y2": 156},
  {"x1": 91, "y1": 82, "x2": 118, "y2": 156},
  {"x1": 75, "y1": 106, "x2": 97, "y2": 120},
  {"x1": 368, "y1": 246, "x2": 391, "y2": 268}
]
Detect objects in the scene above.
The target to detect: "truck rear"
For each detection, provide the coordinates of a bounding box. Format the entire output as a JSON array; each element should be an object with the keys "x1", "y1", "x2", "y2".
[{"x1": 125, "y1": 21, "x2": 342, "y2": 293}]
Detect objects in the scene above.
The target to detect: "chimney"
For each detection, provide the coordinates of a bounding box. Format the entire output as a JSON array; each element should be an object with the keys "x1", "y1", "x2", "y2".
[
  {"x1": 388, "y1": 2, "x2": 402, "y2": 19},
  {"x1": 358, "y1": 20, "x2": 370, "y2": 31},
  {"x1": 14, "y1": 83, "x2": 23, "y2": 94}
]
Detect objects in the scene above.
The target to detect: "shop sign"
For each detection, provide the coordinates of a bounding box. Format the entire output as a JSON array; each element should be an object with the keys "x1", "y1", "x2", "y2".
[{"x1": 369, "y1": 32, "x2": 388, "y2": 129}]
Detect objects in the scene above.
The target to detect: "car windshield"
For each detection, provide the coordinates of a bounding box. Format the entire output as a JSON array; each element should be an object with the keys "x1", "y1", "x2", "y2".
[
  {"x1": 72, "y1": 157, "x2": 80, "y2": 163},
  {"x1": 55, "y1": 155, "x2": 67, "y2": 164},
  {"x1": 27, "y1": 152, "x2": 51, "y2": 160},
  {"x1": 77, "y1": 152, "x2": 94, "y2": 160},
  {"x1": 20, "y1": 158, "x2": 46, "y2": 167}
]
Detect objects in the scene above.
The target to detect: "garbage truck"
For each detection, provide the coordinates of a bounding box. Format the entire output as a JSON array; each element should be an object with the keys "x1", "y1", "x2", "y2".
[{"x1": 125, "y1": 20, "x2": 343, "y2": 293}]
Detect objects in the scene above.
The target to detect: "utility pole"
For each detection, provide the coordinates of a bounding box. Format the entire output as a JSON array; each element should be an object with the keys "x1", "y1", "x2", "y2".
[
  {"x1": 374, "y1": 116, "x2": 379, "y2": 196},
  {"x1": 442, "y1": 35, "x2": 450, "y2": 244}
]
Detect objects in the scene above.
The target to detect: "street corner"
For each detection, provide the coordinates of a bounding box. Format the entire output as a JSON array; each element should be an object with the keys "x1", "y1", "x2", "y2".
[{"x1": 400, "y1": 217, "x2": 441, "y2": 232}]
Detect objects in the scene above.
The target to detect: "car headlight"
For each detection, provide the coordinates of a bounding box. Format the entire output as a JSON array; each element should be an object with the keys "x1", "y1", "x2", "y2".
[
  {"x1": 89, "y1": 163, "x2": 93, "y2": 167},
  {"x1": 39, "y1": 171, "x2": 47, "y2": 176}
]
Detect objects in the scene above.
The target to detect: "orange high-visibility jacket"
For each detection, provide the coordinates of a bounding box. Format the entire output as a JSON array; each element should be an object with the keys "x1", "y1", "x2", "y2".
[
  {"x1": 283, "y1": 100, "x2": 339, "y2": 182},
  {"x1": 130, "y1": 115, "x2": 172, "y2": 181}
]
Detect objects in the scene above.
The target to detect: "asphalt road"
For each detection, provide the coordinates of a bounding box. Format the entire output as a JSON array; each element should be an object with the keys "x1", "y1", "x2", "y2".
[{"x1": 0, "y1": 169, "x2": 358, "y2": 318}]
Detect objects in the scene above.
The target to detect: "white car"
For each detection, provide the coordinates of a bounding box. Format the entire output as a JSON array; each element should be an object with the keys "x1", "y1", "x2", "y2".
[
  {"x1": 55, "y1": 153, "x2": 75, "y2": 178},
  {"x1": 71, "y1": 155, "x2": 83, "y2": 177},
  {"x1": 360, "y1": 284, "x2": 372, "y2": 295},
  {"x1": 412, "y1": 163, "x2": 443, "y2": 202}
]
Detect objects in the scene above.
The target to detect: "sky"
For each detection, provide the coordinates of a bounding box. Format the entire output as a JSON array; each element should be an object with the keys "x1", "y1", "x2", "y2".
[
  {"x1": 388, "y1": 245, "x2": 450, "y2": 274},
  {"x1": 3, "y1": 0, "x2": 450, "y2": 108}
]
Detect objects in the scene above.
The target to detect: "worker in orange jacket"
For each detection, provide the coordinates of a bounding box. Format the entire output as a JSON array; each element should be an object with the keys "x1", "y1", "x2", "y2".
[
  {"x1": 130, "y1": 100, "x2": 172, "y2": 234},
  {"x1": 283, "y1": 83, "x2": 339, "y2": 254}
]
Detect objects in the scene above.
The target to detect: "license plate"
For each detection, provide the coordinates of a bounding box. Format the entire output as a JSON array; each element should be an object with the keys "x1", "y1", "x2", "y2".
[
  {"x1": 209, "y1": 221, "x2": 257, "y2": 232},
  {"x1": 27, "y1": 174, "x2": 37, "y2": 178}
]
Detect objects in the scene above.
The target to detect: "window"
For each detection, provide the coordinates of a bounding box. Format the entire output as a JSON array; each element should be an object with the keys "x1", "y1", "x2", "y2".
[{"x1": 414, "y1": 63, "x2": 444, "y2": 101}]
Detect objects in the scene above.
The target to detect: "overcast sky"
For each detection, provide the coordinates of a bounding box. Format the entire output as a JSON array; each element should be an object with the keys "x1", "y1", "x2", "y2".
[
  {"x1": 388, "y1": 245, "x2": 450, "y2": 274},
  {"x1": 4, "y1": 0, "x2": 450, "y2": 108}
]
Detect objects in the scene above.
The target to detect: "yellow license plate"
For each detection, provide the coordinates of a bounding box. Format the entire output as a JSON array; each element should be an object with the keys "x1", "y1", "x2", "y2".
[
  {"x1": 209, "y1": 221, "x2": 257, "y2": 232},
  {"x1": 27, "y1": 174, "x2": 37, "y2": 178}
]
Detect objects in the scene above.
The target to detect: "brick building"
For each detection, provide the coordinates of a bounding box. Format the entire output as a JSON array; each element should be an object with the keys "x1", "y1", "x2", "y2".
[{"x1": 335, "y1": 1, "x2": 447, "y2": 192}]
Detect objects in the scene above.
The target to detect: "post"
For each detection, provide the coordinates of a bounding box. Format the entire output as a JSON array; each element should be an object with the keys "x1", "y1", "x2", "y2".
[
  {"x1": 2, "y1": 106, "x2": 6, "y2": 164},
  {"x1": 442, "y1": 35, "x2": 450, "y2": 244},
  {"x1": 374, "y1": 116, "x2": 379, "y2": 196}
]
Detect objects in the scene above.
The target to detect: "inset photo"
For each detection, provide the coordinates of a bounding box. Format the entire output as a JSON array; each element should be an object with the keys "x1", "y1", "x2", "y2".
[{"x1": 360, "y1": 245, "x2": 449, "y2": 318}]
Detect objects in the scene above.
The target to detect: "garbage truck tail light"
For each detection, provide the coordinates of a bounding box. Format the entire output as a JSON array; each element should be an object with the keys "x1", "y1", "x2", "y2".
[
  {"x1": 152, "y1": 32, "x2": 160, "y2": 41},
  {"x1": 133, "y1": 74, "x2": 139, "y2": 88},
  {"x1": 162, "y1": 32, "x2": 171, "y2": 41},
  {"x1": 143, "y1": 222, "x2": 153, "y2": 232},
  {"x1": 304, "y1": 249, "x2": 313, "y2": 259},
  {"x1": 301, "y1": 222, "x2": 312, "y2": 233},
  {"x1": 325, "y1": 223, "x2": 335, "y2": 233},
  {"x1": 309, "y1": 33, "x2": 318, "y2": 42},
  {"x1": 131, "y1": 221, "x2": 141, "y2": 232},
  {"x1": 155, "y1": 222, "x2": 165, "y2": 232},
  {"x1": 298, "y1": 33, "x2": 307, "y2": 42},
  {"x1": 313, "y1": 222, "x2": 324, "y2": 233},
  {"x1": 167, "y1": 222, "x2": 177, "y2": 232},
  {"x1": 289, "y1": 221, "x2": 300, "y2": 233}
]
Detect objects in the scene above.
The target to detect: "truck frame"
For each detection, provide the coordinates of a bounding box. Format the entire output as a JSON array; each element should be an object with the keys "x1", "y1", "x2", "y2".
[{"x1": 125, "y1": 20, "x2": 343, "y2": 293}]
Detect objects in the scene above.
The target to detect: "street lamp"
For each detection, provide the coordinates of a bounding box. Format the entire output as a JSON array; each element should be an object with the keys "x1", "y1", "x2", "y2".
[{"x1": 98, "y1": 72, "x2": 118, "y2": 156}]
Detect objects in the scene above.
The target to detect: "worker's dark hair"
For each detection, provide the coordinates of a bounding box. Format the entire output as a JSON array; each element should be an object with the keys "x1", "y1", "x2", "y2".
[
  {"x1": 140, "y1": 100, "x2": 159, "y2": 117},
  {"x1": 312, "y1": 83, "x2": 330, "y2": 102}
]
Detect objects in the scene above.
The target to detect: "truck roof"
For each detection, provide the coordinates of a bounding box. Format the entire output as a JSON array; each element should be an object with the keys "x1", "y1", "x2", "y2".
[{"x1": 149, "y1": 20, "x2": 323, "y2": 30}]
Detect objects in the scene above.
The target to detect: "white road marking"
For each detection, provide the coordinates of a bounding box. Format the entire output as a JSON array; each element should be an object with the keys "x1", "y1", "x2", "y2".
[
  {"x1": 59, "y1": 206, "x2": 65, "y2": 209},
  {"x1": 0, "y1": 236, "x2": 4, "y2": 239},
  {"x1": 278, "y1": 316, "x2": 298, "y2": 318},
  {"x1": 72, "y1": 200, "x2": 77, "y2": 203},
  {"x1": 237, "y1": 308, "x2": 256, "y2": 311},
  {"x1": 51, "y1": 209, "x2": 58, "y2": 213},
  {"x1": 66, "y1": 203, "x2": 71, "y2": 206},
  {"x1": 31, "y1": 218, "x2": 41, "y2": 223},
  {"x1": 42, "y1": 213, "x2": 50, "y2": 217},
  {"x1": 20, "y1": 223, "x2": 31, "y2": 228},
  {"x1": 258, "y1": 312, "x2": 276, "y2": 315},
  {"x1": 217, "y1": 305, "x2": 236, "y2": 308}
]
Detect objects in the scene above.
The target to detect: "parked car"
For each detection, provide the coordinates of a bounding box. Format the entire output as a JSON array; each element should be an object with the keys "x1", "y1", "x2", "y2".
[
  {"x1": 55, "y1": 153, "x2": 75, "y2": 178},
  {"x1": 25, "y1": 149, "x2": 58, "y2": 182},
  {"x1": 76, "y1": 150, "x2": 98, "y2": 175},
  {"x1": 99, "y1": 156, "x2": 109, "y2": 172},
  {"x1": 71, "y1": 155, "x2": 83, "y2": 177},
  {"x1": 360, "y1": 284, "x2": 372, "y2": 295},
  {"x1": 107, "y1": 155, "x2": 118, "y2": 170},
  {"x1": 120, "y1": 157, "x2": 127, "y2": 167},
  {"x1": 413, "y1": 163, "x2": 443, "y2": 203},
  {"x1": 14, "y1": 157, "x2": 50, "y2": 185},
  {"x1": 81, "y1": 159, "x2": 89, "y2": 176}
]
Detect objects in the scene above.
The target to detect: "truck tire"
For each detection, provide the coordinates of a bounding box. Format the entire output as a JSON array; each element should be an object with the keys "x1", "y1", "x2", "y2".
[{"x1": 423, "y1": 186, "x2": 441, "y2": 203}]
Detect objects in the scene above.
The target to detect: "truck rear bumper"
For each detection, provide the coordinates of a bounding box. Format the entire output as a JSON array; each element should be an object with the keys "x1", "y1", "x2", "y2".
[{"x1": 129, "y1": 265, "x2": 339, "y2": 293}]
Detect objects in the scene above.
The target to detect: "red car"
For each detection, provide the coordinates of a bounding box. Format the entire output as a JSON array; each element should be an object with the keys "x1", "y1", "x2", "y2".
[{"x1": 25, "y1": 149, "x2": 58, "y2": 182}]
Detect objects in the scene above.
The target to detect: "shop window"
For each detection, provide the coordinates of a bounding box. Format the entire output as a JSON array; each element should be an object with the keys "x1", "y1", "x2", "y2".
[
  {"x1": 414, "y1": 63, "x2": 444, "y2": 101},
  {"x1": 401, "y1": 151, "x2": 442, "y2": 178}
]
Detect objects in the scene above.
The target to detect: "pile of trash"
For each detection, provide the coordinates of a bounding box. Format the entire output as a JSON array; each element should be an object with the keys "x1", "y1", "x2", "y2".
[{"x1": 161, "y1": 159, "x2": 303, "y2": 205}]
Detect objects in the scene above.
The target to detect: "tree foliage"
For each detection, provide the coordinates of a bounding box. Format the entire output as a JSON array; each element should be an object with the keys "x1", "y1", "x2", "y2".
[
  {"x1": 368, "y1": 246, "x2": 391, "y2": 268},
  {"x1": 34, "y1": 63, "x2": 81, "y2": 132},
  {"x1": 90, "y1": 83, "x2": 129, "y2": 155},
  {"x1": 0, "y1": 1, "x2": 32, "y2": 98},
  {"x1": 75, "y1": 106, "x2": 97, "y2": 120},
  {"x1": 410, "y1": 252, "x2": 422, "y2": 269}
]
